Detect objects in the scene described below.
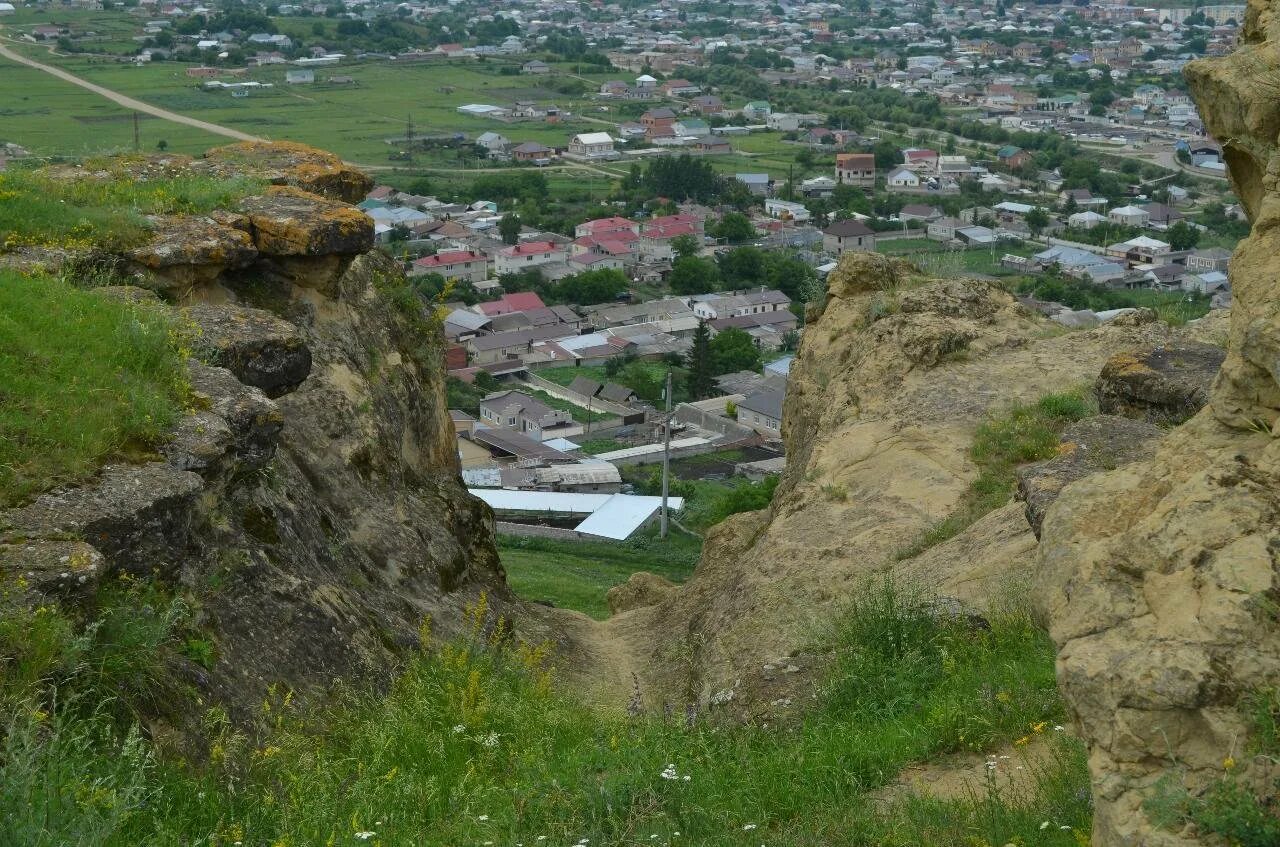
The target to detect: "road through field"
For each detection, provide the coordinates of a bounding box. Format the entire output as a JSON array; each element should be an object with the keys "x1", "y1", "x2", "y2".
[{"x1": 0, "y1": 37, "x2": 266, "y2": 143}]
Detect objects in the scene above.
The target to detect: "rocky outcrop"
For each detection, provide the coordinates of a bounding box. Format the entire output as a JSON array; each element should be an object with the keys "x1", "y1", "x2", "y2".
[
  {"x1": 556, "y1": 252, "x2": 1178, "y2": 711},
  {"x1": 1016, "y1": 415, "x2": 1163, "y2": 537},
  {"x1": 0, "y1": 142, "x2": 502, "y2": 724},
  {"x1": 1094, "y1": 342, "x2": 1225, "y2": 425},
  {"x1": 1022, "y1": 10, "x2": 1280, "y2": 844}
]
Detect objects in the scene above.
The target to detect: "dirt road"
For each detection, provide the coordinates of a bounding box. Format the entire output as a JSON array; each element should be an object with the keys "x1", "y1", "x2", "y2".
[{"x1": 0, "y1": 39, "x2": 265, "y2": 143}]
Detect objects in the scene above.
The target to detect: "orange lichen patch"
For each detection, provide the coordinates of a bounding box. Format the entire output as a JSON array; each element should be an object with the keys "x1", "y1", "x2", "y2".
[
  {"x1": 238, "y1": 186, "x2": 373, "y2": 257},
  {"x1": 1100, "y1": 353, "x2": 1155, "y2": 378},
  {"x1": 204, "y1": 141, "x2": 372, "y2": 202}
]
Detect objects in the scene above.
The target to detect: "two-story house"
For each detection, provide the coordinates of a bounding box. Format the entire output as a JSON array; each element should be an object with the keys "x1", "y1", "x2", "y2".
[
  {"x1": 410, "y1": 249, "x2": 489, "y2": 283},
  {"x1": 495, "y1": 241, "x2": 569, "y2": 276},
  {"x1": 836, "y1": 153, "x2": 876, "y2": 188},
  {"x1": 823, "y1": 219, "x2": 876, "y2": 254},
  {"x1": 478, "y1": 390, "x2": 581, "y2": 441}
]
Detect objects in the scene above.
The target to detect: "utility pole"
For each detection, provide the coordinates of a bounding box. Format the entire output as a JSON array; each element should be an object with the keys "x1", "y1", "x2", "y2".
[
  {"x1": 660, "y1": 369, "x2": 673, "y2": 538},
  {"x1": 133, "y1": 111, "x2": 140, "y2": 152}
]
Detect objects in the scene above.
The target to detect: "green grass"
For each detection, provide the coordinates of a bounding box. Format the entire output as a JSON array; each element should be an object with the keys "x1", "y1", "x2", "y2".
[
  {"x1": 534, "y1": 361, "x2": 691, "y2": 406},
  {"x1": 498, "y1": 533, "x2": 701, "y2": 619},
  {"x1": 575, "y1": 437, "x2": 627, "y2": 455},
  {"x1": 523, "y1": 387, "x2": 612, "y2": 424},
  {"x1": 897, "y1": 391, "x2": 1093, "y2": 560},
  {"x1": 0, "y1": 581, "x2": 1090, "y2": 847},
  {"x1": 0, "y1": 166, "x2": 263, "y2": 250},
  {"x1": 0, "y1": 271, "x2": 187, "y2": 506},
  {"x1": 1015, "y1": 275, "x2": 1211, "y2": 327}
]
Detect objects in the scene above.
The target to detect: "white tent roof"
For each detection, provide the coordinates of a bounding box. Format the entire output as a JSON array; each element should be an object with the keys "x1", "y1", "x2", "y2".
[{"x1": 575, "y1": 494, "x2": 684, "y2": 540}]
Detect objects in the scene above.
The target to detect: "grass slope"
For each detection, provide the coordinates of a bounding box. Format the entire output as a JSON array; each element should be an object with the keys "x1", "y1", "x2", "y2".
[
  {"x1": 0, "y1": 271, "x2": 186, "y2": 506},
  {"x1": 498, "y1": 534, "x2": 701, "y2": 619},
  {"x1": 1, "y1": 584, "x2": 1093, "y2": 847}
]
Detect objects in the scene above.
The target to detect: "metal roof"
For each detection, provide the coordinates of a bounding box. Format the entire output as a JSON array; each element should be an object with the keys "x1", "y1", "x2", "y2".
[
  {"x1": 575, "y1": 494, "x2": 685, "y2": 540},
  {"x1": 470, "y1": 427, "x2": 571, "y2": 462}
]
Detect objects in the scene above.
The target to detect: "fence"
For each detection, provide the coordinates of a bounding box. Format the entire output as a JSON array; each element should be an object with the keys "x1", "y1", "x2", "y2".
[
  {"x1": 494, "y1": 521, "x2": 620, "y2": 543},
  {"x1": 673, "y1": 403, "x2": 760, "y2": 441}
]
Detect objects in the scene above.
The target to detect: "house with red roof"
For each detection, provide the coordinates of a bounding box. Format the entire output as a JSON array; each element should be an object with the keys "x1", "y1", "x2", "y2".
[
  {"x1": 638, "y1": 215, "x2": 703, "y2": 261},
  {"x1": 409, "y1": 249, "x2": 489, "y2": 283},
  {"x1": 575, "y1": 216, "x2": 639, "y2": 239},
  {"x1": 494, "y1": 241, "x2": 568, "y2": 276},
  {"x1": 902, "y1": 148, "x2": 939, "y2": 173},
  {"x1": 475, "y1": 291, "x2": 548, "y2": 317}
]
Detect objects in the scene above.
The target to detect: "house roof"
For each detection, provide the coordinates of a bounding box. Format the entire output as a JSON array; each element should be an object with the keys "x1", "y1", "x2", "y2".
[
  {"x1": 499, "y1": 240, "x2": 563, "y2": 258},
  {"x1": 824, "y1": 219, "x2": 875, "y2": 237},
  {"x1": 573, "y1": 132, "x2": 615, "y2": 145},
  {"x1": 476, "y1": 291, "x2": 548, "y2": 316},
  {"x1": 737, "y1": 388, "x2": 785, "y2": 422},
  {"x1": 416, "y1": 249, "x2": 485, "y2": 269}
]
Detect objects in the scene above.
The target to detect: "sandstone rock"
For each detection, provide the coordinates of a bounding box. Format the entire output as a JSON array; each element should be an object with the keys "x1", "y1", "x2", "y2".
[
  {"x1": 546, "y1": 249, "x2": 1172, "y2": 711},
  {"x1": 1016, "y1": 415, "x2": 1163, "y2": 537},
  {"x1": 127, "y1": 214, "x2": 257, "y2": 292},
  {"x1": 1095, "y1": 342, "x2": 1225, "y2": 425},
  {"x1": 187, "y1": 302, "x2": 313, "y2": 397},
  {"x1": 203, "y1": 141, "x2": 373, "y2": 203},
  {"x1": 608, "y1": 571, "x2": 677, "y2": 615},
  {"x1": 5, "y1": 463, "x2": 203, "y2": 579},
  {"x1": 1028, "y1": 15, "x2": 1280, "y2": 844},
  {"x1": 239, "y1": 186, "x2": 374, "y2": 258}
]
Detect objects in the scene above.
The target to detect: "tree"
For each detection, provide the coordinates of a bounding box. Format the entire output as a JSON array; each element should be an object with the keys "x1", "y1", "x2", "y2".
[
  {"x1": 551, "y1": 268, "x2": 628, "y2": 306},
  {"x1": 156, "y1": 139, "x2": 168, "y2": 151},
  {"x1": 1025, "y1": 206, "x2": 1050, "y2": 238},
  {"x1": 498, "y1": 212, "x2": 521, "y2": 245},
  {"x1": 710, "y1": 327, "x2": 762, "y2": 375},
  {"x1": 668, "y1": 256, "x2": 722, "y2": 295},
  {"x1": 474, "y1": 371, "x2": 501, "y2": 393},
  {"x1": 1166, "y1": 220, "x2": 1201, "y2": 251},
  {"x1": 713, "y1": 212, "x2": 756, "y2": 244},
  {"x1": 670, "y1": 233, "x2": 702, "y2": 260},
  {"x1": 685, "y1": 320, "x2": 715, "y2": 400}
]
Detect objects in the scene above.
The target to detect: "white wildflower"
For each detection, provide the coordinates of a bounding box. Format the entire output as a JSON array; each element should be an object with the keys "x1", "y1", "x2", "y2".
[
  {"x1": 1040, "y1": 821, "x2": 1050, "y2": 830},
  {"x1": 453, "y1": 724, "x2": 466, "y2": 734},
  {"x1": 481, "y1": 732, "x2": 500, "y2": 748},
  {"x1": 743, "y1": 823, "x2": 758, "y2": 831},
  {"x1": 477, "y1": 815, "x2": 489, "y2": 822},
  {"x1": 354, "y1": 833, "x2": 376, "y2": 841},
  {"x1": 1053, "y1": 725, "x2": 1065, "y2": 732}
]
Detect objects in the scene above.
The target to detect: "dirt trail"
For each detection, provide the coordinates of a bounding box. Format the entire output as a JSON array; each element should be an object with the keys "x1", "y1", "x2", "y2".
[{"x1": 0, "y1": 39, "x2": 266, "y2": 143}]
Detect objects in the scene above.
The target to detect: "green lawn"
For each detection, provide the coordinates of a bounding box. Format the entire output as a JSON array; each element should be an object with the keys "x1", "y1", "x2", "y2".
[
  {"x1": 534, "y1": 361, "x2": 690, "y2": 405},
  {"x1": 876, "y1": 239, "x2": 1034, "y2": 278},
  {"x1": 523, "y1": 387, "x2": 611, "y2": 423},
  {"x1": 498, "y1": 533, "x2": 701, "y2": 619},
  {"x1": 0, "y1": 271, "x2": 186, "y2": 506}
]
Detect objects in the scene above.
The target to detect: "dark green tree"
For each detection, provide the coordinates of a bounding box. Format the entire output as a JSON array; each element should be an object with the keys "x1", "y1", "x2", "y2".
[
  {"x1": 713, "y1": 212, "x2": 756, "y2": 244},
  {"x1": 668, "y1": 256, "x2": 722, "y2": 295},
  {"x1": 1167, "y1": 220, "x2": 1201, "y2": 251},
  {"x1": 710, "y1": 327, "x2": 762, "y2": 374},
  {"x1": 685, "y1": 320, "x2": 716, "y2": 399},
  {"x1": 498, "y1": 212, "x2": 521, "y2": 245},
  {"x1": 1025, "y1": 206, "x2": 1050, "y2": 238},
  {"x1": 670, "y1": 233, "x2": 702, "y2": 259}
]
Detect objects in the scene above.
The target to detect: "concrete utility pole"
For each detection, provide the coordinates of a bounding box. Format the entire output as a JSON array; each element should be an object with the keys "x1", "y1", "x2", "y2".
[{"x1": 660, "y1": 369, "x2": 673, "y2": 539}]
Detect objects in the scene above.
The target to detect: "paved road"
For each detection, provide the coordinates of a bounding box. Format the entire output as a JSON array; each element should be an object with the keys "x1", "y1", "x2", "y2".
[{"x1": 0, "y1": 38, "x2": 265, "y2": 143}]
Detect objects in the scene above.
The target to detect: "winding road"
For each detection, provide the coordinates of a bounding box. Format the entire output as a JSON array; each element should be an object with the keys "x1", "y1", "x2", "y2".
[{"x1": 0, "y1": 38, "x2": 266, "y2": 143}]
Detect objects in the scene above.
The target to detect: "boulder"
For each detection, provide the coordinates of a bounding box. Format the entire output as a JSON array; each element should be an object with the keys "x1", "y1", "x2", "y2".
[
  {"x1": 187, "y1": 303, "x2": 312, "y2": 397},
  {"x1": 4, "y1": 463, "x2": 204, "y2": 579},
  {"x1": 202, "y1": 141, "x2": 373, "y2": 203},
  {"x1": 1095, "y1": 342, "x2": 1225, "y2": 425},
  {"x1": 127, "y1": 214, "x2": 258, "y2": 292},
  {"x1": 238, "y1": 186, "x2": 374, "y2": 258},
  {"x1": 1016, "y1": 415, "x2": 1164, "y2": 536}
]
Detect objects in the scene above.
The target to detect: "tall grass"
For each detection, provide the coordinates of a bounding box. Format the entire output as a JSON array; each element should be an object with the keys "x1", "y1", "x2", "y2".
[
  {"x1": 0, "y1": 271, "x2": 187, "y2": 506},
  {"x1": 0, "y1": 167, "x2": 262, "y2": 250},
  {"x1": 1, "y1": 585, "x2": 1088, "y2": 846},
  {"x1": 897, "y1": 391, "x2": 1092, "y2": 559}
]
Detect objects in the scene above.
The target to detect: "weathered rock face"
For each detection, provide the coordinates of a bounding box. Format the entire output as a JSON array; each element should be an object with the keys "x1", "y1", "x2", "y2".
[
  {"x1": 0, "y1": 142, "x2": 503, "y2": 724},
  {"x1": 1094, "y1": 342, "x2": 1225, "y2": 425},
  {"x1": 553, "y1": 252, "x2": 1179, "y2": 711},
  {"x1": 201, "y1": 141, "x2": 374, "y2": 203},
  {"x1": 1016, "y1": 415, "x2": 1163, "y2": 537},
  {"x1": 1024, "y1": 12, "x2": 1280, "y2": 845}
]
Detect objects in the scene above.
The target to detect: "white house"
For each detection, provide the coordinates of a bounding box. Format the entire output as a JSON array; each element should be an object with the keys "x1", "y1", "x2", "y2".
[
  {"x1": 764, "y1": 198, "x2": 811, "y2": 222},
  {"x1": 567, "y1": 132, "x2": 617, "y2": 160},
  {"x1": 495, "y1": 240, "x2": 569, "y2": 275},
  {"x1": 475, "y1": 131, "x2": 510, "y2": 154},
  {"x1": 285, "y1": 69, "x2": 314, "y2": 84},
  {"x1": 1109, "y1": 205, "x2": 1150, "y2": 227},
  {"x1": 886, "y1": 167, "x2": 921, "y2": 190},
  {"x1": 1068, "y1": 210, "x2": 1107, "y2": 229}
]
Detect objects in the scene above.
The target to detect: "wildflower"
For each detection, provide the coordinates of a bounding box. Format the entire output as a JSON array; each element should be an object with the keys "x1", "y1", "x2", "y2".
[
  {"x1": 1031, "y1": 721, "x2": 1048, "y2": 733},
  {"x1": 743, "y1": 824, "x2": 758, "y2": 831},
  {"x1": 453, "y1": 724, "x2": 466, "y2": 734},
  {"x1": 1040, "y1": 822, "x2": 1050, "y2": 830},
  {"x1": 354, "y1": 833, "x2": 375, "y2": 841},
  {"x1": 1223, "y1": 756, "x2": 1235, "y2": 771},
  {"x1": 1014, "y1": 736, "x2": 1031, "y2": 746},
  {"x1": 682, "y1": 774, "x2": 691, "y2": 782},
  {"x1": 996, "y1": 691, "x2": 1011, "y2": 703},
  {"x1": 660, "y1": 764, "x2": 679, "y2": 780},
  {"x1": 1060, "y1": 826, "x2": 1071, "y2": 831},
  {"x1": 481, "y1": 732, "x2": 499, "y2": 748},
  {"x1": 1053, "y1": 725, "x2": 1065, "y2": 732},
  {"x1": 477, "y1": 815, "x2": 489, "y2": 822}
]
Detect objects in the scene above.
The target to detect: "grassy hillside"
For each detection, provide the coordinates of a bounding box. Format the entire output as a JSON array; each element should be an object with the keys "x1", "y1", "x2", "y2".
[
  {"x1": 1, "y1": 583, "x2": 1093, "y2": 846},
  {"x1": 0, "y1": 271, "x2": 187, "y2": 506}
]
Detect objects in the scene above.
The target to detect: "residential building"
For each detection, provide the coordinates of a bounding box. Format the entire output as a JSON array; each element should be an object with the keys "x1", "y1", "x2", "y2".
[
  {"x1": 495, "y1": 241, "x2": 569, "y2": 275},
  {"x1": 478, "y1": 390, "x2": 581, "y2": 441},
  {"x1": 735, "y1": 173, "x2": 771, "y2": 197},
  {"x1": 567, "y1": 132, "x2": 617, "y2": 160},
  {"x1": 764, "y1": 198, "x2": 811, "y2": 222},
  {"x1": 512, "y1": 142, "x2": 554, "y2": 164},
  {"x1": 736, "y1": 388, "x2": 784, "y2": 436},
  {"x1": 996, "y1": 145, "x2": 1033, "y2": 170},
  {"x1": 823, "y1": 219, "x2": 876, "y2": 254},
  {"x1": 1109, "y1": 204, "x2": 1151, "y2": 227},
  {"x1": 411, "y1": 249, "x2": 489, "y2": 283},
  {"x1": 835, "y1": 153, "x2": 876, "y2": 188},
  {"x1": 1185, "y1": 247, "x2": 1232, "y2": 274},
  {"x1": 692, "y1": 289, "x2": 791, "y2": 320},
  {"x1": 886, "y1": 167, "x2": 921, "y2": 190}
]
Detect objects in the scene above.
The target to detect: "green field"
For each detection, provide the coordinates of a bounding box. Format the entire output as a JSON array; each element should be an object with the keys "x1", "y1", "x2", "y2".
[
  {"x1": 876, "y1": 238, "x2": 1035, "y2": 278},
  {"x1": 498, "y1": 533, "x2": 701, "y2": 619}
]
